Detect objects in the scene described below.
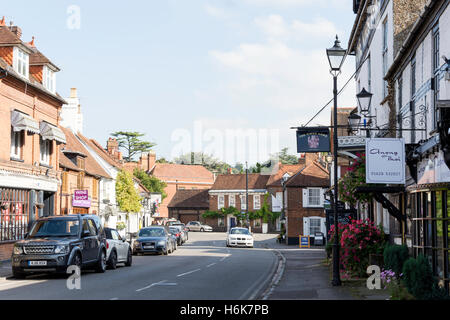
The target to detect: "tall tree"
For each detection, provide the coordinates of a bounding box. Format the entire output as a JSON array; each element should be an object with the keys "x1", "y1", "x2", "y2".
[
  {"x1": 110, "y1": 131, "x2": 156, "y2": 162},
  {"x1": 133, "y1": 169, "x2": 168, "y2": 201},
  {"x1": 173, "y1": 152, "x2": 238, "y2": 174},
  {"x1": 115, "y1": 170, "x2": 142, "y2": 215},
  {"x1": 271, "y1": 147, "x2": 298, "y2": 165}
]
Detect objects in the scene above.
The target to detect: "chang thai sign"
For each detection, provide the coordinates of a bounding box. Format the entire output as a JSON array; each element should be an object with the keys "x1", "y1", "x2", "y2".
[
  {"x1": 365, "y1": 138, "x2": 405, "y2": 184},
  {"x1": 296, "y1": 127, "x2": 330, "y2": 153}
]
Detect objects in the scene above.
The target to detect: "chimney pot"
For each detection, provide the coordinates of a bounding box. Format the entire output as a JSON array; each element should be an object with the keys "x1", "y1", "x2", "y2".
[{"x1": 70, "y1": 88, "x2": 77, "y2": 98}]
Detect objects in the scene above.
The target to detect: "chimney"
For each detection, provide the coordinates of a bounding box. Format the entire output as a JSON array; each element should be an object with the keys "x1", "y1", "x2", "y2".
[
  {"x1": 305, "y1": 153, "x2": 318, "y2": 166},
  {"x1": 0, "y1": 17, "x2": 6, "y2": 26},
  {"x1": 139, "y1": 153, "x2": 149, "y2": 171},
  {"x1": 117, "y1": 152, "x2": 123, "y2": 161},
  {"x1": 107, "y1": 138, "x2": 119, "y2": 158},
  {"x1": 148, "y1": 151, "x2": 156, "y2": 171},
  {"x1": 227, "y1": 167, "x2": 232, "y2": 174},
  {"x1": 8, "y1": 24, "x2": 22, "y2": 38},
  {"x1": 70, "y1": 88, "x2": 78, "y2": 98}
]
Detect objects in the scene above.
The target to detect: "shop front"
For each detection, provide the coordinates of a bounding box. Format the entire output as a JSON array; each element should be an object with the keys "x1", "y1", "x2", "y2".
[{"x1": 407, "y1": 149, "x2": 450, "y2": 292}]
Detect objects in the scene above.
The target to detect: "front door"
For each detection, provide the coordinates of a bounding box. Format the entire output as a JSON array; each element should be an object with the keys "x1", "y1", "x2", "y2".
[{"x1": 230, "y1": 218, "x2": 236, "y2": 229}]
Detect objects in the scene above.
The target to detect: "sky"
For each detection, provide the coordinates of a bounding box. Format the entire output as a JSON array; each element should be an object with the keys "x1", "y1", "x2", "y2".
[{"x1": 2, "y1": 0, "x2": 357, "y2": 166}]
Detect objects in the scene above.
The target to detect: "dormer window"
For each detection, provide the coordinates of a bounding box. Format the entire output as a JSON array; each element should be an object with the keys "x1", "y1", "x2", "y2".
[
  {"x1": 43, "y1": 65, "x2": 56, "y2": 93},
  {"x1": 13, "y1": 47, "x2": 29, "y2": 79}
]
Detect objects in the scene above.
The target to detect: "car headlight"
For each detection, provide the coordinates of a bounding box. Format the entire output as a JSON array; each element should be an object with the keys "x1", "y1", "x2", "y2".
[
  {"x1": 13, "y1": 245, "x2": 23, "y2": 255},
  {"x1": 158, "y1": 240, "x2": 166, "y2": 246},
  {"x1": 54, "y1": 245, "x2": 69, "y2": 254}
]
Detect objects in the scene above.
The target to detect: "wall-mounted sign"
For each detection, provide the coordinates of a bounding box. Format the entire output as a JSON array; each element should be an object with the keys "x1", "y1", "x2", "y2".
[
  {"x1": 366, "y1": 138, "x2": 405, "y2": 184},
  {"x1": 296, "y1": 127, "x2": 330, "y2": 153},
  {"x1": 73, "y1": 190, "x2": 91, "y2": 208}
]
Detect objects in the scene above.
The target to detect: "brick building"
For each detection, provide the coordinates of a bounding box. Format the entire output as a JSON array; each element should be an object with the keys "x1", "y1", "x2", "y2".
[
  {"x1": 0, "y1": 21, "x2": 66, "y2": 260},
  {"x1": 59, "y1": 127, "x2": 111, "y2": 216},
  {"x1": 283, "y1": 161, "x2": 330, "y2": 245},
  {"x1": 208, "y1": 173, "x2": 270, "y2": 232},
  {"x1": 168, "y1": 189, "x2": 210, "y2": 224}
]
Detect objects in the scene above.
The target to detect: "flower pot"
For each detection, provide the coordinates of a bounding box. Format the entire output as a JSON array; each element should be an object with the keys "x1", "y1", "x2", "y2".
[{"x1": 262, "y1": 223, "x2": 268, "y2": 234}]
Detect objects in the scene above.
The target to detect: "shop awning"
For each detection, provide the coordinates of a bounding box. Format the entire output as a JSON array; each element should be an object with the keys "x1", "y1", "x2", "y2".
[
  {"x1": 11, "y1": 110, "x2": 40, "y2": 134},
  {"x1": 40, "y1": 122, "x2": 66, "y2": 144}
]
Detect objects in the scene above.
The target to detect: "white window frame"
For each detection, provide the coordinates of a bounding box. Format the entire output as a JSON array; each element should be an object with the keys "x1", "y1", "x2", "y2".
[
  {"x1": 229, "y1": 194, "x2": 235, "y2": 207},
  {"x1": 13, "y1": 47, "x2": 29, "y2": 79},
  {"x1": 218, "y1": 216, "x2": 225, "y2": 227},
  {"x1": 303, "y1": 188, "x2": 323, "y2": 208},
  {"x1": 218, "y1": 194, "x2": 225, "y2": 210},
  {"x1": 40, "y1": 137, "x2": 51, "y2": 165},
  {"x1": 253, "y1": 195, "x2": 261, "y2": 210},
  {"x1": 10, "y1": 127, "x2": 22, "y2": 159},
  {"x1": 309, "y1": 217, "x2": 322, "y2": 236},
  {"x1": 240, "y1": 195, "x2": 247, "y2": 210},
  {"x1": 43, "y1": 65, "x2": 56, "y2": 93}
]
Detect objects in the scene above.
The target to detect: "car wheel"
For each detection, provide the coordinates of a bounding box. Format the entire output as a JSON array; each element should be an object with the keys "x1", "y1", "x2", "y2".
[
  {"x1": 96, "y1": 250, "x2": 107, "y2": 273},
  {"x1": 200, "y1": 228, "x2": 204, "y2": 232},
  {"x1": 125, "y1": 249, "x2": 132, "y2": 267},
  {"x1": 108, "y1": 250, "x2": 117, "y2": 270},
  {"x1": 12, "y1": 269, "x2": 26, "y2": 279}
]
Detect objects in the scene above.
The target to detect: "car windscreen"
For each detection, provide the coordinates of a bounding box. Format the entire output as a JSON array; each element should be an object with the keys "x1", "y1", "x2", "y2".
[
  {"x1": 28, "y1": 219, "x2": 80, "y2": 238},
  {"x1": 230, "y1": 229, "x2": 250, "y2": 235},
  {"x1": 138, "y1": 228, "x2": 166, "y2": 237}
]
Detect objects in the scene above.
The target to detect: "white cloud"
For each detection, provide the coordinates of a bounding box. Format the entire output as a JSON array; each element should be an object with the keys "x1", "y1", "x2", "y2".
[
  {"x1": 204, "y1": 4, "x2": 233, "y2": 19},
  {"x1": 209, "y1": 15, "x2": 355, "y2": 118}
]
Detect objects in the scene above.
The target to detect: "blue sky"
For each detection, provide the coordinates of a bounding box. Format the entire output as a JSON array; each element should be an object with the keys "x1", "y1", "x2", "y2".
[{"x1": 2, "y1": 0, "x2": 357, "y2": 165}]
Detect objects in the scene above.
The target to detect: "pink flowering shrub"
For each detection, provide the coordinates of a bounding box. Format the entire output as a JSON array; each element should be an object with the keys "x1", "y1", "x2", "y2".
[
  {"x1": 328, "y1": 219, "x2": 387, "y2": 277},
  {"x1": 338, "y1": 153, "x2": 373, "y2": 206}
]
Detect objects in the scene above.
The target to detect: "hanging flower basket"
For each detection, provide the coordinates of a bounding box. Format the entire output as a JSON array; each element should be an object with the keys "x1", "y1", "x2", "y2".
[{"x1": 338, "y1": 153, "x2": 373, "y2": 206}]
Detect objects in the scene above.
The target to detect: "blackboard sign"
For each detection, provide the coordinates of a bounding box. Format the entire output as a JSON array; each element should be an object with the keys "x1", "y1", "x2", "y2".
[
  {"x1": 296, "y1": 127, "x2": 330, "y2": 153},
  {"x1": 325, "y1": 208, "x2": 357, "y2": 240}
]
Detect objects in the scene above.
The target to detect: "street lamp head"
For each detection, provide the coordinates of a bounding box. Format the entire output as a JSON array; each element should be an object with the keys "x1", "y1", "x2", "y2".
[
  {"x1": 357, "y1": 87, "x2": 373, "y2": 115},
  {"x1": 348, "y1": 113, "x2": 361, "y2": 133},
  {"x1": 326, "y1": 35, "x2": 347, "y2": 73}
]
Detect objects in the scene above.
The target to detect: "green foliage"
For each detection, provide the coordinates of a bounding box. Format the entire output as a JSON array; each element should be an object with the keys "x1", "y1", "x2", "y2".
[
  {"x1": 402, "y1": 254, "x2": 449, "y2": 300},
  {"x1": 338, "y1": 153, "x2": 373, "y2": 206},
  {"x1": 383, "y1": 244, "x2": 409, "y2": 276},
  {"x1": 270, "y1": 147, "x2": 298, "y2": 165},
  {"x1": 202, "y1": 210, "x2": 224, "y2": 219},
  {"x1": 111, "y1": 131, "x2": 156, "y2": 162},
  {"x1": 116, "y1": 170, "x2": 143, "y2": 214},
  {"x1": 133, "y1": 169, "x2": 168, "y2": 201},
  {"x1": 257, "y1": 193, "x2": 279, "y2": 223},
  {"x1": 116, "y1": 222, "x2": 126, "y2": 231}
]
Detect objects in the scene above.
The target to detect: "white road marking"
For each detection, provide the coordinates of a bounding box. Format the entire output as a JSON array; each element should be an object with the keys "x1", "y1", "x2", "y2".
[
  {"x1": 136, "y1": 280, "x2": 167, "y2": 292},
  {"x1": 206, "y1": 263, "x2": 216, "y2": 268},
  {"x1": 177, "y1": 268, "x2": 201, "y2": 277},
  {"x1": 110, "y1": 297, "x2": 119, "y2": 300}
]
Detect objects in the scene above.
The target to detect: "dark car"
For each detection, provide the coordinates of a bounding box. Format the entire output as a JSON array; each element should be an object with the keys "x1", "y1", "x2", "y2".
[
  {"x1": 169, "y1": 226, "x2": 183, "y2": 246},
  {"x1": 132, "y1": 226, "x2": 174, "y2": 255},
  {"x1": 11, "y1": 214, "x2": 108, "y2": 279},
  {"x1": 171, "y1": 223, "x2": 189, "y2": 241}
]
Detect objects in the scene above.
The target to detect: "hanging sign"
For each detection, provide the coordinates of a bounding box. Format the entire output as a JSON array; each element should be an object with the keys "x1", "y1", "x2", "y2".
[
  {"x1": 366, "y1": 138, "x2": 405, "y2": 184},
  {"x1": 296, "y1": 127, "x2": 330, "y2": 153}
]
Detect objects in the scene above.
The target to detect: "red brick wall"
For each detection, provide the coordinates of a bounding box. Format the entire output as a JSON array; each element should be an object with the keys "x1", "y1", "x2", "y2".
[
  {"x1": 286, "y1": 187, "x2": 325, "y2": 239},
  {"x1": 0, "y1": 242, "x2": 14, "y2": 261}
]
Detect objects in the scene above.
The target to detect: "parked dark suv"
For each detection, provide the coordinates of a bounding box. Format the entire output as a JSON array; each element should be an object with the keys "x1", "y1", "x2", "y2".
[{"x1": 11, "y1": 214, "x2": 107, "y2": 278}]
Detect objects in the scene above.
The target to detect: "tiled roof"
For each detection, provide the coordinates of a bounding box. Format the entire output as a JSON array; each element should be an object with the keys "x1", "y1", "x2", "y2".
[
  {"x1": 168, "y1": 189, "x2": 210, "y2": 209},
  {"x1": 0, "y1": 26, "x2": 21, "y2": 45},
  {"x1": 266, "y1": 163, "x2": 305, "y2": 187},
  {"x1": 59, "y1": 127, "x2": 111, "y2": 179},
  {"x1": 151, "y1": 163, "x2": 214, "y2": 183},
  {"x1": 76, "y1": 134, "x2": 122, "y2": 169},
  {"x1": 26, "y1": 44, "x2": 60, "y2": 71},
  {"x1": 285, "y1": 162, "x2": 329, "y2": 188},
  {"x1": 211, "y1": 173, "x2": 270, "y2": 190}
]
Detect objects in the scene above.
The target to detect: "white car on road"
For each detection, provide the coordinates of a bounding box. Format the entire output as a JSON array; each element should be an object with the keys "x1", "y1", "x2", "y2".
[
  {"x1": 226, "y1": 227, "x2": 254, "y2": 248},
  {"x1": 105, "y1": 227, "x2": 133, "y2": 269}
]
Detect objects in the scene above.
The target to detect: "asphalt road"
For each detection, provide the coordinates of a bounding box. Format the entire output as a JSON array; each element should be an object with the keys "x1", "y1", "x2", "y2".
[{"x1": 0, "y1": 232, "x2": 278, "y2": 300}]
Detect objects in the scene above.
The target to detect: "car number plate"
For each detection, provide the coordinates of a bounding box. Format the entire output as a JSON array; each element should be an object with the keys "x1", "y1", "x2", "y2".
[
  {"x1": 143, "y1": 245, "x2": 154, "y2": 249},
  {"x1": 28, "y1": 261, "x2": 47, "y2": 266}
]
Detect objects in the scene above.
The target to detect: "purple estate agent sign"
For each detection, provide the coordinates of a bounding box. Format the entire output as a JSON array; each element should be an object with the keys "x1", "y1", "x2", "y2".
[{"x1": 73, "y1": 190, "x2": 91, "y2": 208}]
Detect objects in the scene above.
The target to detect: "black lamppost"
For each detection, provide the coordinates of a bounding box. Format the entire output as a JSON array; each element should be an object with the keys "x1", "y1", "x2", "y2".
[{"x1": 326, "y1": 35, "x2": 347, "y2": 287}]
